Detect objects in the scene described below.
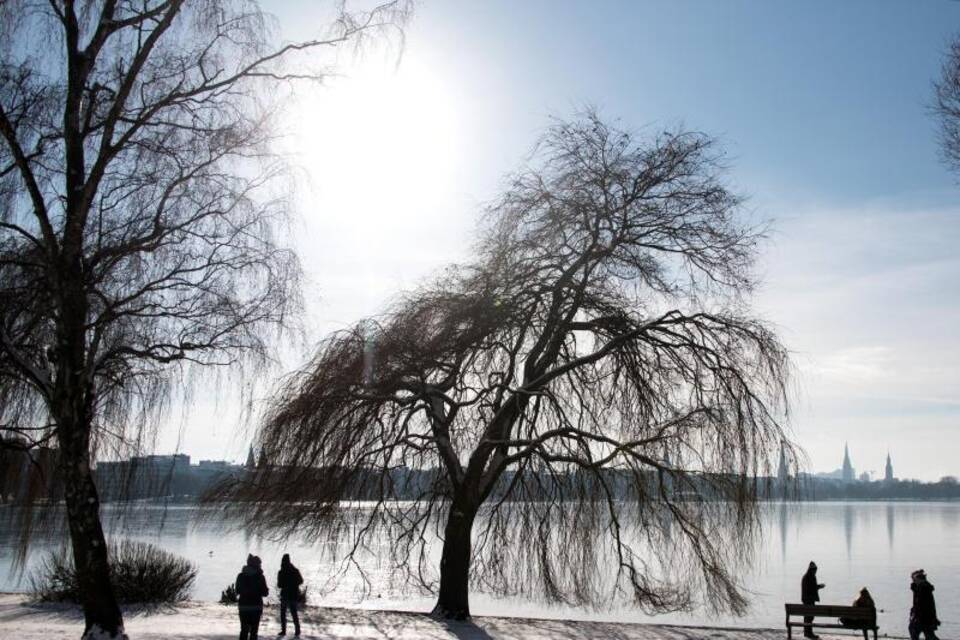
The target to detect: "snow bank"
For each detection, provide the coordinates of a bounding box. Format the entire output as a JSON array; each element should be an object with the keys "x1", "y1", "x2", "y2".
[{"x1": 0, "y1": 594, "x2": 883, "y2": 639}]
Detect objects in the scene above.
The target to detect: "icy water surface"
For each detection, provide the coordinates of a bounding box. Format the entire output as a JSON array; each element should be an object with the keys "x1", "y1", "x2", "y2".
[{"x1": 1, "y1": 501, "x2": 957, "y2": 636}]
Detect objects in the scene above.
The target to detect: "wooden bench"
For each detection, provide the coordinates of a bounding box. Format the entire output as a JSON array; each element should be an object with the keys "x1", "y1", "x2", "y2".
[{"x1": 785, "y1": 603, "x2": 878, "y2": 640}]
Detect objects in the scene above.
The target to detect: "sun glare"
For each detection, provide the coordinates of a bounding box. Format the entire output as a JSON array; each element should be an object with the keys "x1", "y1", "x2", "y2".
[
  {"x1": 284, "y1": 54, "x2": 468, "y2": 321},
  {"x1": 290, "y1": 54, "x2": 462, "y2": 220}
]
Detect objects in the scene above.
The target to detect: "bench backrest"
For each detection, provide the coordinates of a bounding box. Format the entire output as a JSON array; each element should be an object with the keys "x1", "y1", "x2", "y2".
[{"x1": 785, "y1": 604, "x2": 876, "y2": 620}]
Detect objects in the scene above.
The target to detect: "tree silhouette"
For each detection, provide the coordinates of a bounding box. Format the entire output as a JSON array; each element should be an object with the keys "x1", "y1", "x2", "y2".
[
  {"x1": 0, "y1": 1, "x2": 409, "y2": 637},
  {"x1": 226, "y1": 112, "x2": 793, "y2": 620},
  {"x1": 935, "y1": 36, "x2": 960, "y2": 174}
]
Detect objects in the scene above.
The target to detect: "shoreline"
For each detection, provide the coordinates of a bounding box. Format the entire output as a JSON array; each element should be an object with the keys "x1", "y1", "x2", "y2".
[{"x1": 0, "y1": 593, "x2": 907, "y2": 639}]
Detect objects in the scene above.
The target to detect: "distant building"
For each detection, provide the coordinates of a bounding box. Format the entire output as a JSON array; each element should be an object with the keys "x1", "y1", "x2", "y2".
[
  {"x1": 0, "y1": 437, "x2": 60, "y2": 503},
  {"x1": 842, "y1": 443, "x2": 855, "y2": 483},
  {"x1": 884, "y1": 452, "x2": 895, "y2": 483},
  {"x1": 198, "y1": 460, "x2": 230, "y2": 471},
  {"x1": 96, "y1": 454, "x2": 242, "y2": 500},
  {"x1": 858, "y1": 471, "x2": 871, "y2": 483},
  {"x1": 245, "y1": 446, "x2": 256, "y2": 470},
  {"x1": 814, "y1": 468, "x2": 844, "y2": 480},
  {"x1": 139, "y1": 453, "x2": 191, "y2": 473}
]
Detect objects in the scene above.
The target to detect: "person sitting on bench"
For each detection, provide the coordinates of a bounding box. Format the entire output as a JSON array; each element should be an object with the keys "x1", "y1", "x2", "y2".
[{"x1": 840, "y1": 588, "x2": 877, "y2": 630}]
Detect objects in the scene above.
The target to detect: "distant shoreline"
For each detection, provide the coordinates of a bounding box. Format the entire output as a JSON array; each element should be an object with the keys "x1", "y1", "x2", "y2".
[{"x1": 4, "y1": 495, "x2": 960, "y2": 508}]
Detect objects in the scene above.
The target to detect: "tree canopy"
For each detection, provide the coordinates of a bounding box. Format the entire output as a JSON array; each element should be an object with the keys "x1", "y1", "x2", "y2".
[
  {"x1": 227, "y1": 112, "x2": 793, "y2": 619},
  {"x1": 0, "y1": 1, "x2": 409, "y2": 636}
]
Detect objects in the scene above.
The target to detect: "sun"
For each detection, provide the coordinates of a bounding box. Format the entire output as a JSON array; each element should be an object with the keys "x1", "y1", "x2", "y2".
[
  {"x1": 288, "y1": 53, "x2": 462, "y2": 224},
  {"x1": 282, "y1": 51, "x2": 469, "y2": 322}
]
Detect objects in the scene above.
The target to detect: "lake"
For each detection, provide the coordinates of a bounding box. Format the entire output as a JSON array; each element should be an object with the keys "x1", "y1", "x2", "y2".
[{"x1": 1, "y1": 501, "x2": 957, "y2": 636}]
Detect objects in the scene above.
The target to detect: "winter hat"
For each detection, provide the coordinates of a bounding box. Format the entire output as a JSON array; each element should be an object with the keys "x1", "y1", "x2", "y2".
[
  {"x1": 282, "y1": 553, "x2": 291, "y2": 566},
  {"x1": 808, "y1": 561, "x2": 817, "y2": 570}
]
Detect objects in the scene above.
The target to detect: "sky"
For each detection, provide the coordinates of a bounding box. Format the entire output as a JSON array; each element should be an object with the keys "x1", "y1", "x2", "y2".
[{"x1": 161, "y1": 0, "x2": 960, "y2": 481}]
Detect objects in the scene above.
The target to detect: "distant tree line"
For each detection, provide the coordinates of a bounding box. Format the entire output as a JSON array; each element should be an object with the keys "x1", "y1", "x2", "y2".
[{"x1": 781, "y1": 476, "x2": 960, "y2": 501}]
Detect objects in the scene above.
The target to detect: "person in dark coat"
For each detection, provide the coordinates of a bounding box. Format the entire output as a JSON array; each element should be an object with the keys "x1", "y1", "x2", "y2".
[
  {"x1": 909, "y1": 569, "x2": 940, "y2": 640},
  {"x1": 840, "y1": 587, "x2": 877, "y2": 638},
  {"x1": 236, "y1": 554, "x2": 269, "y2": 640},
  {"x1": 277, "y1": 553, "x2": 303, "y2": 637},
  {"x1": 801, "y1": 561, "x2": 826, "y2": 639}
]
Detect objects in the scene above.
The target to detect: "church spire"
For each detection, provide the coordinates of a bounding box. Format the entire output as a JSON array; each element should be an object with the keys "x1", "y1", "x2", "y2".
[
  {"x1": 885, "y1": 451, "x2": 894, "y2": 483},
  {"x1": 245, "y1": 445, "x2": 255, "y2": 470},
  {"x1": 841, "y1": 442, "x2": 855, "y2": 483}
]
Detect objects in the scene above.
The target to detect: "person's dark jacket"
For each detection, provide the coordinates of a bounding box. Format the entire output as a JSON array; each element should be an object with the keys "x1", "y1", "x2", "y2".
[
  {"x1": 278, "y1": 563, "x2": 304, "y2": 600},
  {"x1": 802, "y1": 570, "x2": 822, "y2": 604},
  {"x1": 840, "y1": 591, "x2": 876, "y2": 629},
  {"x1": 910, "y1": 580, "x2": 940, "y2": 629},
  {"x1": 236, "y1": 565, "x2": 269, "y2": 609}
]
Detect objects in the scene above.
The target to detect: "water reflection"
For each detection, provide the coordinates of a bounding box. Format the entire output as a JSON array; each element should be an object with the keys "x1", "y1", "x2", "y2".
[
  {"x1": 943, "y1": 501, "x2": 959, "y2": 528},
  {"x1": 1, "y1": 501, "x2": 958, "y2": 638},
  {"x1": 886, "y1": 503, "x2": 895, "y2": 551},
  {"x1": 844, "y1": 503, "x2": 853, "y2": 561},
  {"x1": 778, "y1": 501, "x2": 788, "y2": 562}
]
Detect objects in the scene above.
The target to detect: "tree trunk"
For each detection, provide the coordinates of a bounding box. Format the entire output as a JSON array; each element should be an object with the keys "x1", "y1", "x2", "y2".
[
  {"x1": 60, "y1": 418, "x2": 126, "y2": 639},
  {"x1": 432, "y1": 504, "x2": 476, "y2": 620}
]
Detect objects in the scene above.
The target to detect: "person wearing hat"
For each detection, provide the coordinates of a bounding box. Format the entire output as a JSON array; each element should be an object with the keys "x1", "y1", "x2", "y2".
[
  {"x1": 277, "y1": 553, "x2": 304, "y2": 637},
  {"x1": 801, "y1": 561, "x2": 826, "y2": 639},
  {"x1": 909, "y1": 569, "x2": 940, "y2": 640},
  {"x1": 236, "y1": 554, "x2": 269, "y2": 640}
]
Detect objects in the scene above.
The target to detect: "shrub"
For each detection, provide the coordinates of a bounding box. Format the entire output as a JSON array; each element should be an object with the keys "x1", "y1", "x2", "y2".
[
  {"x1": 220, "y1": 583, "x2": 238, "y2": 605},
  {"x1": 219, "y1": 582, "x2": 307, "y2": 606},
  {"x1": 30, "y1": 540, "x2": 197, "y2": 604}
]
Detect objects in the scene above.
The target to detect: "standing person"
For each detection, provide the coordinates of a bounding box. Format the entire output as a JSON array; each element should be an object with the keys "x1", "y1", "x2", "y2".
[
  {"x1": 801, "y1": 561, "x2": 826, "y2": 639},
  {"x1": 236, "y1": 554, "x2": 269, "y2": 640},
  {"x1": 277, "y1": 553, "x2": 303, "y2": 637},
  {"x1": 909, "y1": 570, "x2": 940, "y2": 640}
]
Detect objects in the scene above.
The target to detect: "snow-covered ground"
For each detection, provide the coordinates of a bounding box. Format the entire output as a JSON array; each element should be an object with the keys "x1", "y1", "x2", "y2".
[{"x1": 0, "y1": 593, "x2": 892, "y2": 639}]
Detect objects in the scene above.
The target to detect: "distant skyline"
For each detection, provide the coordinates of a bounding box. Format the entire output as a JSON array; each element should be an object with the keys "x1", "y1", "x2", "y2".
[
  {"x1": 157, "y1": 440, "x2": 930, "y2": 483},
  {"x1": 156, "y1": 1, "x2": 960, "y2": 481}
]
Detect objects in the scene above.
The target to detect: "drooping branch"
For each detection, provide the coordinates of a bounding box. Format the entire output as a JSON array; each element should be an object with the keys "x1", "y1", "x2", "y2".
[
  {"x1": 0, "y1": 9, "x2": 412, "y2": 630},
  {"x1": 220, "y1": 111, "x2": 793, "y2": 617}
]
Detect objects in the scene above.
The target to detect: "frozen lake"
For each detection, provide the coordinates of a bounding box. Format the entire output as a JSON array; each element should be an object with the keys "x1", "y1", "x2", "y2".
[{"x1": 1, "y1": 501, "x2": 957, "y2": 636}]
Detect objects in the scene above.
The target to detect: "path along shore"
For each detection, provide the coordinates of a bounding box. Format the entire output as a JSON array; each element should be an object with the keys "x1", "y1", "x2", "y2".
[{"x1": 0, "y1": 594, "x2": 905, "y2": 639}]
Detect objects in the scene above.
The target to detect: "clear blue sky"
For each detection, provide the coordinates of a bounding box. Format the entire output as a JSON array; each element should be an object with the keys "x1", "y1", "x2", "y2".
[{"x1": 173, "y1": 1, "x2": 960, "y2": 481}]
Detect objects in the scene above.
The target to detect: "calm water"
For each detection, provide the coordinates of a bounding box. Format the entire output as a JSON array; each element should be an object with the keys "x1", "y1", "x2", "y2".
[{"x1": 1, "y1": 501, "x2": 957, "y2": 636}]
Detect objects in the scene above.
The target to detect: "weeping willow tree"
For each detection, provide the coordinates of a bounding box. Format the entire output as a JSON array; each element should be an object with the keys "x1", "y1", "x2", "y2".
[
  {"x1": 0, "y1": 1, "x2": 409, "y2": 637},
  {"x1": 223, "y1": 112, "x2": 794, "y2": 620}
]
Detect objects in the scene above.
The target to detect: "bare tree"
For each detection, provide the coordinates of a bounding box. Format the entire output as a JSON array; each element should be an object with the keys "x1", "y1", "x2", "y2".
[
  {"x1": 0, "y1": 1, "x2": 409, "y2": 637},
  {"x1": 225, "y1": 112, "x2": 793, "y2": 620},
  {"x1": 936, "y1": 36, "x2": 960, "y2": 174}
]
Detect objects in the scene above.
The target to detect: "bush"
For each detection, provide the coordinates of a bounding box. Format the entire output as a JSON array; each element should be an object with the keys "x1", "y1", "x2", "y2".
[
  {"x1": 219, "y1": 583, "x2": 238, "y2": 605},
  {"x1": 220, "y1": 583, "x2": 307, "y2": 606},
  {"x1": 30, "y1": 540, "x2": 197, "y2": 604}
]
